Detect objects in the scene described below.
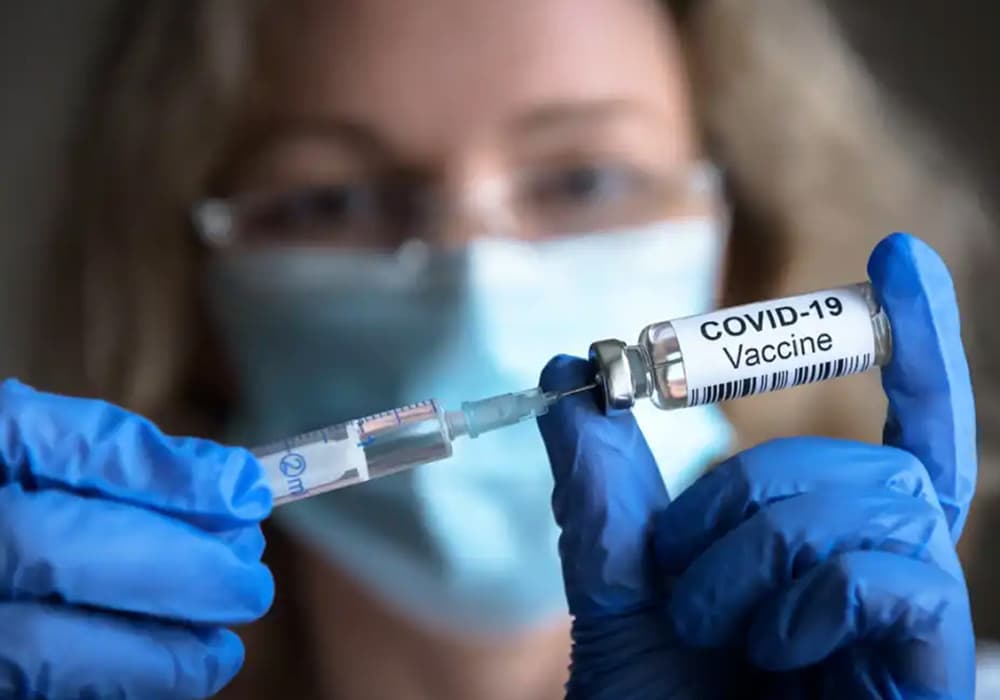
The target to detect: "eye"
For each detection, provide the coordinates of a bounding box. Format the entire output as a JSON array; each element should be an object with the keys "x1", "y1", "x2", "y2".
[
  {"x1": 527, "y1": 163, "x2": 647, "y2": 207},
  {"x1": 242, "y1": 184, "x2": 381, "y2": 243},
  {"x1": 516, "y1": 161, "x2": 664, "y2": 235}
]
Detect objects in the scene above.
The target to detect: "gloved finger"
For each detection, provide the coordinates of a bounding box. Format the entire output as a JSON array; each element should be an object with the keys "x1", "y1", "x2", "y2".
[
  {"x1": 216, "y1": 525, "x2": 267, "y2": 563},
  {"x1": 748, "y1": 550, "x2": 974, "y2": 698},
  {"x1": 868, "y1": 233, "x2": 976, "y2": 540},
  {"x1": 0, "y1": 484, "x2": 274, "y2": 625},
  {"x1": 0, "y1": 602, "x2": 245, "y2": 699},
  {"x1": 669, "y1": 487, "x2": 954, "y2": 647},
  {"x1": 0, "y1": 379, "x2": 271, "y2": 531},
  {"x1": 537, "y1": 355, "x2": 669, "y2": 617},
  {"x1": 655, "y1": 437, "x2": 937, "y2": 575}
]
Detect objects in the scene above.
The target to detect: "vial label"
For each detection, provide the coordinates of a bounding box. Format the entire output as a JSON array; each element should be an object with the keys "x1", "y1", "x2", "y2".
[{"x1": 670, "y1": 286, "x2": 876, "y2": 407}]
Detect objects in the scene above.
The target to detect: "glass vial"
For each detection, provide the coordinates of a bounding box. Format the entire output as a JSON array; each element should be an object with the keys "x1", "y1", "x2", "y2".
[{"x1": 590, "y1": 281, "x2": 892, "y2": 412}]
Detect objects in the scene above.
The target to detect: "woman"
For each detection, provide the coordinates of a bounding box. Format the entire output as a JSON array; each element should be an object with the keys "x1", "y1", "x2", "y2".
[{"x1": 17, "y1": 0, "x2": 985, "y2": 698}]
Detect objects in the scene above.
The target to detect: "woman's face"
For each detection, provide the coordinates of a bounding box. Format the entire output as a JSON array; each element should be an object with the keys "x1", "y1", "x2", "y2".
[{"x1": 220, "y1": 0, "x2": 700, "y2": 249}]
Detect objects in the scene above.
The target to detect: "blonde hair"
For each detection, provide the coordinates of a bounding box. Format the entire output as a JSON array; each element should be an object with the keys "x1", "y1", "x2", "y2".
[
  {"x1": 675, "y1": 0, "x2": 995, "y2": 446},
  {"x1": 38, "y1": 0, "x2": 994, "y2": 438},
  {"x1": 39, "y1": 0, "x2": 266, "y2": 424}
]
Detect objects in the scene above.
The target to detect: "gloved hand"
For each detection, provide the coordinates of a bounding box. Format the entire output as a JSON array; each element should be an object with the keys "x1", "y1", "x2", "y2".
[
  {"x1": 538, "y1": 232, "x2": 976, "y2": 699},
  {"x1": 0, "y1": 383, "x2": 274, "y2": 698}
]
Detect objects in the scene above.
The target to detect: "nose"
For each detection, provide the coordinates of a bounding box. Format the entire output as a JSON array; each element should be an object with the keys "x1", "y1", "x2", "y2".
[{"x1": 437, "y1": 176, "x2": 520, "y2": 247}]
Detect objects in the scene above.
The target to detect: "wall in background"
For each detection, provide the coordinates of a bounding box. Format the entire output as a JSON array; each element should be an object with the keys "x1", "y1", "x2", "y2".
[
  {"x1": 0, "y1": 2, "x2": 116, "y2": 378},
  {"x1": 828, "y1": 0, "x2": 1000, "y2": 207},
  {"x1": 0, "y1": 1, "x2": 997, "y2": 379}
]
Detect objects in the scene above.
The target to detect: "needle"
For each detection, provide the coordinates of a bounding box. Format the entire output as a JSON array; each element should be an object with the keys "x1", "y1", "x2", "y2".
[{"x1": 555, "y1": 383, "x2": 598, "y2": 400}]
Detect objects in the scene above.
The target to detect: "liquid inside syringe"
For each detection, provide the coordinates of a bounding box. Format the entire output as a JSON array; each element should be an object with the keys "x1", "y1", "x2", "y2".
[{"x1": 255, "y1": 385, "x2": 592, "y2": 507}]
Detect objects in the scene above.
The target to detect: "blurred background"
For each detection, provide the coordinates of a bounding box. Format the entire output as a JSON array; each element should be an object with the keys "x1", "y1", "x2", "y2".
[
  {"x1": 7, "y1": 0, "x2": 996, "y2": 382},
  {"x1": 2, "y1": 0, "x2": 1000, "y2": 676}
]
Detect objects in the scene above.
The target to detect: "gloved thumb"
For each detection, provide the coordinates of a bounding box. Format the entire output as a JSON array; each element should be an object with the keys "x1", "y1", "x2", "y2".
[
  {"x1": 537, "y1": 355, "x2": 670, "y2": 617},
  {"x1": 868, "y1": 232, "x2": 976, "y2": 541}
]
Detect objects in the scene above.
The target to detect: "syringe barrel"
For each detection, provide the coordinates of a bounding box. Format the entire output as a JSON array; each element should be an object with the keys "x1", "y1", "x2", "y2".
[
  {"x1": 590, "y1": 281, "x2": 892, "y2": 413},
  {"x1": 360, "y1": 401, "x2": 455, "y2": 475},
  {"x1": 254, "y1": 400, "x2": 453, "y2": 507}
]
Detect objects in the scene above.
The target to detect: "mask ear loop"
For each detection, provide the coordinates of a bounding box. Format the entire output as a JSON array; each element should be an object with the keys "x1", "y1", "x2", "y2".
[
  {"x1": 682, "y1": 161, "x2": 731, "y2": 307},
  {"x1": 716, "y1": 163, "x2": 791, "y2": 307},
  {"x1": 700, "y1": 161, "x2": 732, "y2": 242}
]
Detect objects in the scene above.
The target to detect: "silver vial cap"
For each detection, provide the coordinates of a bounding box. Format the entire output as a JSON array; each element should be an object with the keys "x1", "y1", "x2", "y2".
[{"x1": 589, "y1": 339, "x2": 652, "y2": 413}]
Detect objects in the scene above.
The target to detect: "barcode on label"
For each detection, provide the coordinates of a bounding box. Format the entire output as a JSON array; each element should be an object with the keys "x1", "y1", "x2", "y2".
[{"x1": 688, "y1": 353, "x2": 874, "y2": 407}]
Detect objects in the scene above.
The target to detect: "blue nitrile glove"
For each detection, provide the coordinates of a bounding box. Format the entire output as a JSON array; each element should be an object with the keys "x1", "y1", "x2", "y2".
[
  {"x1": 0, "y1": 382, "x2": 274, "y2": 698},
  {"x1": 537, "y1": 232, "x2": 976, "y2": 699}
]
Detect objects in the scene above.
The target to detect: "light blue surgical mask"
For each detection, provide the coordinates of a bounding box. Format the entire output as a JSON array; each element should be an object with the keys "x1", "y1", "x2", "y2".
[{"x1": 207, "y1": 217, "x2": 733, "y2": 634}]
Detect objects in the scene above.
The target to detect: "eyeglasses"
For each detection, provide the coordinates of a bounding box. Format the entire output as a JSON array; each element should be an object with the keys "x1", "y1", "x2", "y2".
[{"x1": 193, "y1": 160, "x2": 723, "y2": 250}]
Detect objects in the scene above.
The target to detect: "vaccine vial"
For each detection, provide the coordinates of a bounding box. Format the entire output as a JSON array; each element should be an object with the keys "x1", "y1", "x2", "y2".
[{"x1": 589, "y1": 282, "x2": 893, "y2": 412}]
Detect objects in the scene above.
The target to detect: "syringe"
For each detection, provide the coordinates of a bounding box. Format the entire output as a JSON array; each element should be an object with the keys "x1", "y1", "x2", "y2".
[
  {"x1": 257, "y1": 281, "x2": 893, "y2": 507},
  {"x1": 255, "y1": 384, "x2": 594, "y2": 507}
]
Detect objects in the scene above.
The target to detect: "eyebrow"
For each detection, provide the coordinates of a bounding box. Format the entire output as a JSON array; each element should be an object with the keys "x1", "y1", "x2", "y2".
[
  {"x1": 243, "y1": 116, "x2": 391, "y2": 161},
  {"x1": 230, "y1": 99, "x2": 662, "y2": 178},
  {"x1": 507, "y1": 98, "x2": 659, "y2": 136}
]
